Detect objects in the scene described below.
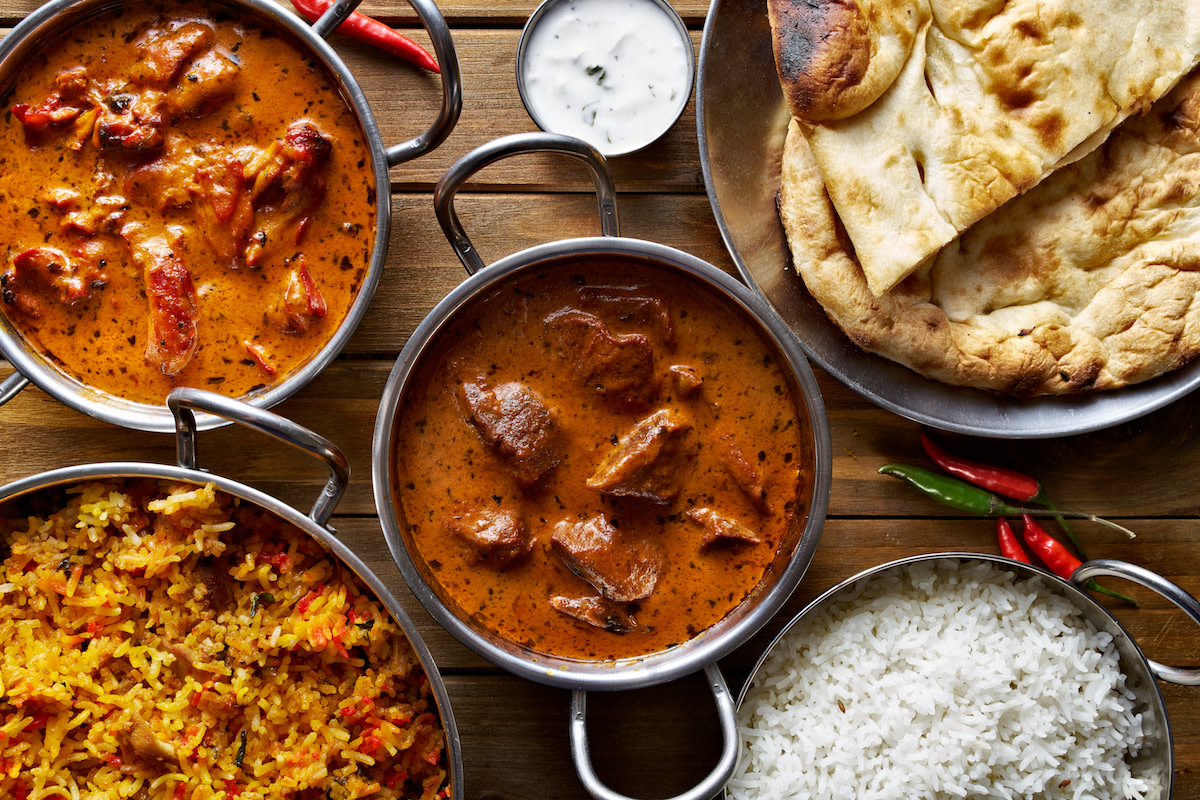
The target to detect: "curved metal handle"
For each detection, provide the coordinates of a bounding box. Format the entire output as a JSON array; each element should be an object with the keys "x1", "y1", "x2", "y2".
[
  {"x1": 166, "y1": 388, "x2": 350, "y2": 527},
  {"x1": 568, "y1": 663, "x2": 740, "y2": 800},
  {"x1": 433, "y1": 131, "x2": 620, "y2": 275},
  {"x1": 0, "y1": 370, "x2": 30, "y2": 406},
  {"x1": 311, "y1": 0, "x2": 462, "y2": 167},
  {"x1": 1074, "y1": 558, "x2": 1200, "y2": 685}
]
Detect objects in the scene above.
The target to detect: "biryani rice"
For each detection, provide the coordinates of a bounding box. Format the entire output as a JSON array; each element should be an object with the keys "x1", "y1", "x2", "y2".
[
  {"x1": 0, "y1": 478, "x2": 448, "y2": 800},
  {"x1": 728, "y1": 559, "x2": 1160, "y2": 800}
]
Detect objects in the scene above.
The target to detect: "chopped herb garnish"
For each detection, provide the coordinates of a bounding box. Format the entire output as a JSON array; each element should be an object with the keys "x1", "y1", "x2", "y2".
[{"x1": 585, "y1": 64, "x2": 606, "y2": 84}]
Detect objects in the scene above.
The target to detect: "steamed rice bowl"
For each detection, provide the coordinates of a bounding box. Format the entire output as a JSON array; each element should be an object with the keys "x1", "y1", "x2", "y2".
[{"x1": 729, "y1": 559, "x2": 1159, "y2": 800}]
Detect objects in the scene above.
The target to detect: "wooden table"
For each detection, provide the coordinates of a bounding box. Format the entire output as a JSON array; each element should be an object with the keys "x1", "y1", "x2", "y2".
[{"x1": 1, "y1": 0, "x2": 1198, "y2": 797}]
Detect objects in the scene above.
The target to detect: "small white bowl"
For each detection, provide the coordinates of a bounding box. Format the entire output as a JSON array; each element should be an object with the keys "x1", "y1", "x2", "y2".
[{"x1": 516, "y1": 0, "x2": 694, "y2": 157}]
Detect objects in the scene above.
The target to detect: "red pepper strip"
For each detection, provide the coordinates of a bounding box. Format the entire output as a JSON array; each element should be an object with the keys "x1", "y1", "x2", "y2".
[
  {"x1": 995, "y1": 517, "x2": 1030, "y2": 563},
  {"x1": 920, "y1": 433, "x2": 1089, "y2": 557},
  {"x1": 291, "y1": 0, "x2": 440, "y2": 73},
  {"x1": 1021, "y1": 515, "x2": 1137, "y2": 606}
]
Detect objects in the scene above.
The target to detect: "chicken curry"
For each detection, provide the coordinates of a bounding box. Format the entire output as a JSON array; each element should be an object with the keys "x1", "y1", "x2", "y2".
[
  {"x1": 391, "y1": 259, "x2": 813, "y2": 661},
  {"x1": 0, "y1": 0, "x2": 375, "y2": 404}
]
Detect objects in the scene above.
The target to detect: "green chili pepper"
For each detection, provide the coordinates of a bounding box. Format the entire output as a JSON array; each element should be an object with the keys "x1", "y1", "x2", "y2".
[
  {"x1": 249, "y1": 592, "x2": 275, "y2": 617},
  {"x1": 234, "y1": 728, "x2": 247, "y2": 769},
  {"x1": 878, "y1": 463, "x2": 1136, "y2": 539}
]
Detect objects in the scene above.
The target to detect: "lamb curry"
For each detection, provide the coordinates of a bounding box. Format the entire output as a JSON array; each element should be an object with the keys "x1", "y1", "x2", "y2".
[
  {"x1": 0, "y1": 0, "x2": 376, "y2": 404},
  {"x1": 391, "y1": 259, "x2": 813, "y2": 661}
]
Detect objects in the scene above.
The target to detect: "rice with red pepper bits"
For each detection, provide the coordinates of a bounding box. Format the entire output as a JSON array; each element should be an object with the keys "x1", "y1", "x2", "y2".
[{"x1": 0, "y1": 478, "x2": 449, "y2": 800}]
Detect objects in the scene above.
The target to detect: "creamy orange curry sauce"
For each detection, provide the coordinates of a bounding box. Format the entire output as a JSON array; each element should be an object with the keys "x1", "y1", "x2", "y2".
[
  {"x1": 0, "y1": 0, "x2": 375, "y2": 404},
  {"x1": 392, "y1": 260, "x2": 812, "y2": 661}
]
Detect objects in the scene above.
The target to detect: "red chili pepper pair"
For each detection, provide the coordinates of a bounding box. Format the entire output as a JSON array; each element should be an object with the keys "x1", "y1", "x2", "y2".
[
  {"x1": 291, "y1": 0, "x2": 440, "y2": 73},
  {"x1": 994, "y1": 514, "x2": 1083, "y2": 580}
]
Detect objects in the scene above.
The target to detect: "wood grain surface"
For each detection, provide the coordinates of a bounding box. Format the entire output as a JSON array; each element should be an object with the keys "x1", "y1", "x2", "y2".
[{"x1": 0, "y1": 1, "x2": 1198, "y2": 798}]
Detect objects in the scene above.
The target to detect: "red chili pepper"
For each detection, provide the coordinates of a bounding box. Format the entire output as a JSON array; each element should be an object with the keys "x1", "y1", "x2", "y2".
[
  {"x1": 290, "y1": 0, "x2": 440, "y2": 74},
  {"x1": 995, "y1": 517, "x2": 1030, "y2": 563},
  {"x1": 1020, "y1": 514, "x2": 1081, "y2": 579},
  {"x1": 921, "y1": 433, "x2": 1042, "y2": 502},
  {"x1": 1019, "y1": 514, "x2": 1138, "y2": 605}
]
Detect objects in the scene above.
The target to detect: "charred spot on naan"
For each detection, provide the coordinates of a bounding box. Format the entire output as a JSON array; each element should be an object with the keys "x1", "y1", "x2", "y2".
[{"x1": 767, "y1": 0, "x2": 922, "y2": 122}]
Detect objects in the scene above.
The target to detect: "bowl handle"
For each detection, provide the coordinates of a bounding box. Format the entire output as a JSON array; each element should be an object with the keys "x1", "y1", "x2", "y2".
[
  {"x1": 0, "y1": 370, "x2": 30, "y2": 406},
  {"x1": 308, "y1": 0, "x2": 462, "y2": 167},
  {"x1": 433, "y1": 131, "x2": 620, "y2": 275},
  {"x1": 1074, "y1": 558, "x2": 1200, "y2": 685},
  {"x1": 568, "y1": 663, "x2": 740, "y2": 800},
  {"x1": 166, "y1": 387, "x2": 350, "y2": 527}
]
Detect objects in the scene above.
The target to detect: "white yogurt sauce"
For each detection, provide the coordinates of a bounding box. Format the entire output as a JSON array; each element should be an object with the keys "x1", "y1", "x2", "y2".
[{"x1": 520, "y1": 0, "x2": 692, "y2": 155}]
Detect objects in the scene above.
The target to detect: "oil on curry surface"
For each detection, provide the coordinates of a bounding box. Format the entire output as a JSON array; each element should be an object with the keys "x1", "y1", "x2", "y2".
[
  {"x1": 392, "y1": 261, "x2": 814, "y2": 661},
  {"x1": 0, "y1": 0, "x2": 375, "y2": 404}
]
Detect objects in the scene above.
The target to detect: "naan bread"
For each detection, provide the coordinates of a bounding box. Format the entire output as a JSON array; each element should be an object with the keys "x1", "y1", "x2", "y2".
[
  {"x1": 769, "y1": 0, "x2": 1200, "y2": 296},
  {"x1": 779, "y1": 71, "x2": 1200, "y2": 396}
]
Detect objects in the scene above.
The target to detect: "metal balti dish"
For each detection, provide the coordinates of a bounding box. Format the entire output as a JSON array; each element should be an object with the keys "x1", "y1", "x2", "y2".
[
  {"x1": 372, "y1": 132, "x2": 832, "y2": 800},
  {"x1": 0, "y1": 387, "x2": 463, "y2": 799},
  {"x1": 0, "y1": 0, "x2": 462, "y2": 433},
  {"x1": 734, "y1": 552, "x2": 1200, "y2": 798},
  {"x1": 695, "y1": 0, "x2": 1200, "y2": 439}
]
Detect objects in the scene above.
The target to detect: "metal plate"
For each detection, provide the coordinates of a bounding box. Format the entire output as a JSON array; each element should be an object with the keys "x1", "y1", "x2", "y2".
[{"x1": 695, "y1": 0, "x2": 1200, "y2": 439}]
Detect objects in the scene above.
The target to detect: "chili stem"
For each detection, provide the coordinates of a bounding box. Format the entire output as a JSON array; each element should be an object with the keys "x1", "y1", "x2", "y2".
[{"x1": 879, "y1": 463, "x2": 1136, "y2": 539}]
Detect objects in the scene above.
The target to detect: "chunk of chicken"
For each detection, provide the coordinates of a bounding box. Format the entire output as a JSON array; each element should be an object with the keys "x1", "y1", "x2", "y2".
[
  {"x1": 118, "y1": 714, "x2": 176, "y2": 766},
  {"x1": 165, "y1": 48, "x2": 241, "y2": 119},
  {"x1": 545, "y1": 307, "x2": 658, "y2": 409},
  {"x1": 459, "y1": 380, "x2": 563, "y2": 488},
  {"x1": 444, "y1": 500, "x2": 532, "y2": 568},
  {"x1": 193, "y1": 151, "x2": 253, "y2": 268},
  {"x1": 242, "y1": 122, "x2": 332, "y2": 265},
  {"x1": 272, "y1": 260, "x2": 328, "y2": 333},
  {"x1": 93, "y1": 89, "x2": 166, "y2": 152},
  {"x1": 10, "y1": 66, "x2": 92, "y2": 130},
  {"x1": 550, "y1": 595, "x2": 639, "y2": 633},
  {"x1": 551, "y1": 514, "x2": 661, "y2": 603},
  {"x1": 122, "y1": 226, "x2": 198, "y2": 375},
  {"x1": 1, "y1": 246, "x2": 107, "y2": 320},
  {"x1": 131, "y1": 21, "x2": 216, "y2": 89},
  {"x1": 586, "y1": 408, "x2": 693, "y2": 503}
]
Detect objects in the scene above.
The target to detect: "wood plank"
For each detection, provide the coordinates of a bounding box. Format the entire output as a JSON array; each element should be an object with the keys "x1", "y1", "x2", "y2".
[{"x1": 0, "y1": 0, "x2": 717, "y2": 27}]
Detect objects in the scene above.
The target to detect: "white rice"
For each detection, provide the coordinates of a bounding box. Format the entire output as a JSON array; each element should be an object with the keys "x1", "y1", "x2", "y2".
[{"x1": 727, "y1": 559, "x2": 1161, "y2": 800}]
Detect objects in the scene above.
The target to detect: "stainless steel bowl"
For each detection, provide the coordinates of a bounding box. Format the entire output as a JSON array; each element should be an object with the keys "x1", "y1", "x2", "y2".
[
  {"x1": 695, "y1": 0, "x2": 1200, "y2": 439},
  {"x1": 0, "y1": 0, "x2": 462, "y2": 433},
  {"x1": 0, "y1": 388, "x2": 464, "y2": 798},
  {"x1": 516, "y1": 0, "x2": 694, "y2": 157},
  {"x1": 372, "y1": 132, "x2": 831, "y2": 800},
  {"x1": 733, "y1": 553, "x2": 1200, "y2": 798}
]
